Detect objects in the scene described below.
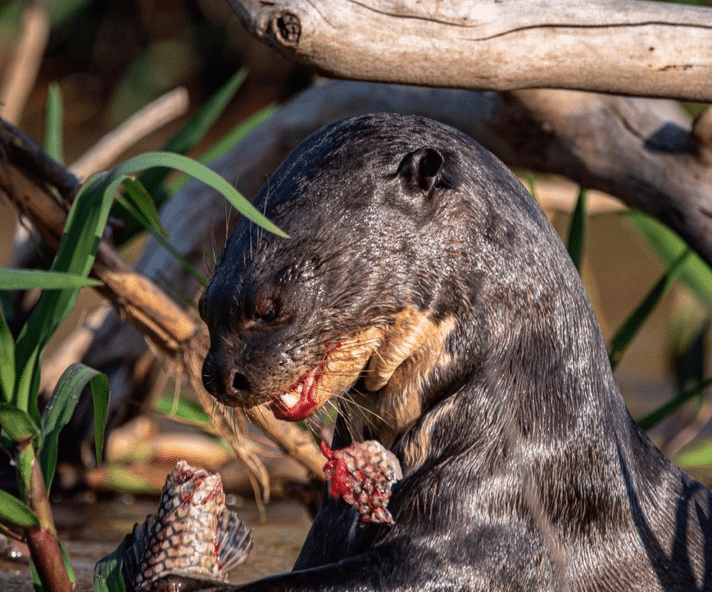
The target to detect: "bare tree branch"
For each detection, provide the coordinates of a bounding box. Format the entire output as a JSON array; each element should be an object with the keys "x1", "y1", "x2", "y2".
[
  {"x1": 227, "y1": 0, "x2": 712, "y2": 102},
  {"x1": 0, "y1": 0, "x2": 49, "y2": 125},
  {"x1": 69, "y1": 87, "x2": 190, "y2": 179}
]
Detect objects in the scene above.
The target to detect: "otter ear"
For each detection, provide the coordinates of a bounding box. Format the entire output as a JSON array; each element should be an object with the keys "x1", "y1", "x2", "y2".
[{"x1": 397, "y1": 147, "x2": 445, "y2": 194}]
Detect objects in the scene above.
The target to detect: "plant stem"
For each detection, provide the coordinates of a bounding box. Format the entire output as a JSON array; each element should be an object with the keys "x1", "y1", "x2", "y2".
[
  {"x1": 25, "y1": 525, "x2": 73, "y2": 592},
  {"x1": 18, "y1": 443, "x2": 73, "y2": 592}
]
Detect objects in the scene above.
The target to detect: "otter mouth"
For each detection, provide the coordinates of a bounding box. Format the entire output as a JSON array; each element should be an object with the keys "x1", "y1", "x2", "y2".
[
  {"x1": 267, "y1": 326, "x2": 384, "y2": 422},
  {"x1": 265, "y1": 308, "x2": 454, "y2": 425},
  {"x1": 268, "y1": 364, "x2": 327, "y2": 422}
]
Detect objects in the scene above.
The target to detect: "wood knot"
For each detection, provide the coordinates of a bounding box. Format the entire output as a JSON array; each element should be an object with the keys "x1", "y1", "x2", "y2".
[{"x1": 271, "y1": 12, "x2": 301, "y2": 47}]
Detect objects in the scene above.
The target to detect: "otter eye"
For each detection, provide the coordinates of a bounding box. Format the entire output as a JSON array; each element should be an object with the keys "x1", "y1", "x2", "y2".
[{"x1": 254, "y1": 293, "x2": 279, "y2": 322}]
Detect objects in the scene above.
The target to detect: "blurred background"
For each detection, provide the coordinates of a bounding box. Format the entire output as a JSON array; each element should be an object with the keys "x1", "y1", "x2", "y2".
[{"x1": 1, "y1": 0, "x2": 711, "y2": 590}]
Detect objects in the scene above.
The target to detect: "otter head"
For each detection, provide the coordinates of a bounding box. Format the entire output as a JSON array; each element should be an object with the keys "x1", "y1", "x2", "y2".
[{"x1": 199, "y1": 113, "x2": 582, "y2": 443}]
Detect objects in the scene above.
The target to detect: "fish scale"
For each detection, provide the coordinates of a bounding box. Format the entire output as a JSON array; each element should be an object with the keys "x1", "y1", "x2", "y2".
[{"x1": 123, "y1": 461, "x2": 253, "y2": 591}]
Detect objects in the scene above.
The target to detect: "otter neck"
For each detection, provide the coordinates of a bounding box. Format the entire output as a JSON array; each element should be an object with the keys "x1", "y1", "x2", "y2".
[{"x1": 392, "y1": 281, "x2": 624, "y2": 478}]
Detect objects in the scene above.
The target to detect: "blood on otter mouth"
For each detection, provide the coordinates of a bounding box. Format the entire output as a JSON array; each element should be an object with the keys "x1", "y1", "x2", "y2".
[
  {"x1": 265, "y1": 326, "x2": 386, "y2": 422},
  {"x1": 268, "y1": 364, "x2": 326, "y2": 421}
]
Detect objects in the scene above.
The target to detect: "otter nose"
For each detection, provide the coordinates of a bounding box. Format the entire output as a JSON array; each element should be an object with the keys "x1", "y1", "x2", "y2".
[{"x1": 202, "y1": 350, "x2": 251, "y2": 407}]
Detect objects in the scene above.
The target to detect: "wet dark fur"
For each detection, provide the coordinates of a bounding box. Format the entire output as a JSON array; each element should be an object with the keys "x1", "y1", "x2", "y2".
[{"x1": 196, "y1": 114, "x2": 712, "y2": 591}]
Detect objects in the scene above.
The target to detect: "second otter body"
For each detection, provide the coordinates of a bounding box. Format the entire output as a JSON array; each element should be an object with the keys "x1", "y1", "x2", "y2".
[{"x1": 198, "y1": 114, "x2": 712, "y2": 591}]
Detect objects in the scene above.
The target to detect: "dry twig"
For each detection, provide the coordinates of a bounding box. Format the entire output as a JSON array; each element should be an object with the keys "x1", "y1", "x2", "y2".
[
  {"x1": 69, "y1": 86, "x2": 190, "y2": 179},
  {"x1": 0, "y1": 0, "x2": 49, "y2": 125}
]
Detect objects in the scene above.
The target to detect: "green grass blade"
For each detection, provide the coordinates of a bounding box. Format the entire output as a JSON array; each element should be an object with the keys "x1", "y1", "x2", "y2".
[
  {"x1": 13, "y1": 172, "x2": 116, "y2": 417},
  {"x1": 90, "y1": 369, "x2": 111, "y2": 466},
  {"x1": 0, "y1": 306, "x2": 15, "y2": 402},
  {"x1": 638, "y1": 377, "x2": 712, "y2": 432},
  {"x1": 523, "y1": 171, "x2": 539, "y2": 203},
  {"x1": 675, "y1": 437, "x2": 712, "y2": 470},
  {"x1": 0, "y1": 268, "x2": 102, "y2": 290},
  {"x1": 195, "y1": 102, "x2": 275, "y2": 167},
  {"x1": 114, "y1": 193, "x2": 207, "y2": 286},
  {"x1": 94, "y1": 536, "x2": 130, "y2": 592},
  {"x1": 0, "y1": 490, "x2": 40, "y2": 527},
  {"x1": 608, "y1": 249, "x2": 690, "y2": 370},
  {"x1": 121, "y1": 178, "x2": 168, "y2": 236},
  {"x1": 154, "y1": 394, "x2": 211, "y2": 427},
  {"x1": 114, "y1": 152, "x2": 287, "y2": 238},
  {"x1": 39, "y1": 363, "x2": 110, "y2": 491},
  {"x1": 44, "y1": 82, "x2": 64, "y2": 165},
  {"x1": 13, "y1": 349, "x2": 40, "y2": 419},
  {"x1": 626, "y1": 211, "x2": 712, "y2": 303},
  {"x1": 112, "y1": 68, "x2": 249, "y2": 245},
  {"x1": 166, "y1": 103, "x2": 276, "y2": 196},
  {"x1": 138, "y1": 67, "x2": 248, "y2": 195},
  {"x1": 566, "y1": 188, "x2": 587, "y2": 271},
  {"x1": 0, "y1": 402, "x2": 40, "y2": 442}
]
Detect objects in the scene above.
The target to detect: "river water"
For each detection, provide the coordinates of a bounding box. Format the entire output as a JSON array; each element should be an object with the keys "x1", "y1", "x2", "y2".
[{"x1": 0, "y1": 497, "x2": 312, "y2": 591}]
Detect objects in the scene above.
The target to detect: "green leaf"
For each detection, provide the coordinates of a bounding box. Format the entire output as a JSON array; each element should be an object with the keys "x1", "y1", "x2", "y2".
[
  {"x1": 0, "y1": 306, "x2": 15, "y2": 402},
  {"x1": 105, "y1": 465, "x2": 158, "y2": 494},
  {"x1": 196, "y1": 102, "x2": 275, "y2": 167},
  {"x1": 523, "y1": 171, "x2": 539, "y2": 203},
  {"x1": 140, "y1": 67, "x2": 248, "y2": 195},
  {"x1": 114, "y1": 68, "x2": 249, "y2": 244},
  {"x1": 167, "y1": 103, "x2": 276, "y2": 196},
  {"x1": 608, "y1": 249, "x2": 690, "y2": 370},
  {"x1": 674, "y1": 434, "x2": 712, "y2": 469},
  {"x1": 114, "y1": 193, "x2": 207, "y2": 287},
  {"x1": 566, "y1": 188, "x2": 587, "y2": 271},
  {"x1": 121, "y1": 178, "x2": 168, "y2": 236},
  {"x1": 94, "y1": 535, "x2": 130, "y2": 592},
  {"x1": 44, "y1": 82, "x2": 64, "y2": 165},
  {"x1": 626, "y1": 211, "x2": 712, "y2": 304},
  {"x1": 0, "y1": 403, "x2": 39, "y2": 442},
  {"x1": 154, "y1": 394, "x2": 211, "y2": 427},
  {"x1": 40, "y1": 363, "x2": 110, "y2": 491},
  {"x1": 113, "y1": 152, "x2": 287, "y2": 238},
  {"x1": 90, "y1": 370, "x2": 111, "y2": 466},
  {"x1": 638, "y1": 377, "x2": 712, "y2": 432},
  {"x1": 13, "y1": 172, "x2": 116, "y2": 417},
  {"x1": 0, "y1": 268, "x2": 102, "y2": 290},
  {"x1": 0, "y1": 490, "x2": 39, "y2": 527}
]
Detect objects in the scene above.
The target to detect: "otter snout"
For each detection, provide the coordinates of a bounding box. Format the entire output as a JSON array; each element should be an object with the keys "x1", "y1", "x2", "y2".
[{"x1": 201, "y1": 347, "x2": 252, "y2": 407}]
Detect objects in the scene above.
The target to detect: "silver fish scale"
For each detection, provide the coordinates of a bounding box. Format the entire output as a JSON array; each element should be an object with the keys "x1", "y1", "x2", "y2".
[{"x1": 125, "y1": 461, "x2": 253, "y2": 591}]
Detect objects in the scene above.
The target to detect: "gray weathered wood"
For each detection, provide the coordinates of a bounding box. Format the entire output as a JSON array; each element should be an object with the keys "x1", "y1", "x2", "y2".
[{"x1": 227, "y1": 0, "x2": 712, "y2": 102}]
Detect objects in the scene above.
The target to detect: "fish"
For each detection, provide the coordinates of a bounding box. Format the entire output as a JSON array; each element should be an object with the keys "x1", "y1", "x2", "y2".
[
  {"x1": 320, "y1": 439, "x2": 402, "y2": 525},
  {"x1": 122, "y1": 461, "x2": 253, "y2": 592}
]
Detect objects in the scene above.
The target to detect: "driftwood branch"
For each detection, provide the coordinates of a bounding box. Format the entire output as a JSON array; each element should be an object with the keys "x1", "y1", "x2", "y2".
[{"x1": 227, "y1": 0, "x2": 712, "y2": 102}]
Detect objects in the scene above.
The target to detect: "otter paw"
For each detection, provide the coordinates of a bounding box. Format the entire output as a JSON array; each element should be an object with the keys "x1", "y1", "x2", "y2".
[{"x1": 320, "y1": 440, "x2": 402, "y2": 524}]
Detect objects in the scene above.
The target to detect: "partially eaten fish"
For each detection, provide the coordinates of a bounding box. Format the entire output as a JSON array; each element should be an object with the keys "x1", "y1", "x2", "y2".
[
  {"x1": 321, "y1": 440, "x2": 402, "y2": 524},
  {"x1": 122, "y1": 461, "x2": 253, "y2": 591}
]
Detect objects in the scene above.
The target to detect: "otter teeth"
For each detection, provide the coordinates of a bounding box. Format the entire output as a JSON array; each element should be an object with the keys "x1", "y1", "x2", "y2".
[{"x1": 280, "y1": 392, "x2": 300, "y2": 409}]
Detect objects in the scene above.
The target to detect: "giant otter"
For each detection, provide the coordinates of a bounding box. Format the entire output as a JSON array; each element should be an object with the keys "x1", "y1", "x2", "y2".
[{"x1": 197, "y1": 113, "x2": 712, "y2": 591}]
